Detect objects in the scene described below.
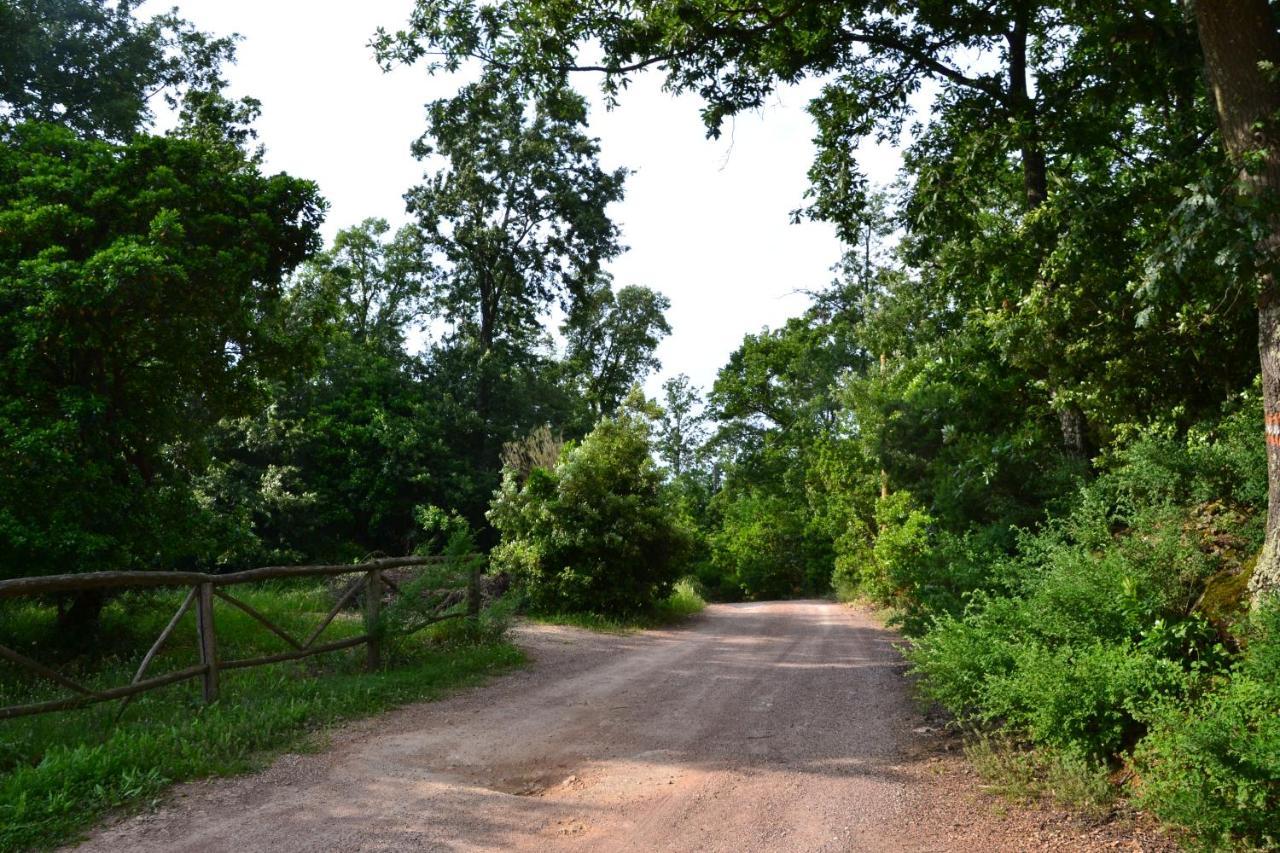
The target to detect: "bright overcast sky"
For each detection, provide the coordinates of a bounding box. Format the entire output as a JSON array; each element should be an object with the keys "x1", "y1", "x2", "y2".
[{"x1": 151, "y1": 0, "x2": 901, "y2": 395}]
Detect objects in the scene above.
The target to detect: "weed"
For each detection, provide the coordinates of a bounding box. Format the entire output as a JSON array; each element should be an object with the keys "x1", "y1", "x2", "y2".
[{"x1": 965, "y1": 734, "x2": 1116, "y2": 819}]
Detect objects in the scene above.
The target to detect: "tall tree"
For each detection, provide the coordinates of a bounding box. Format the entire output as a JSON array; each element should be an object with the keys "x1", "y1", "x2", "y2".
[
  {"x1": 0, "y1": 0, "x2": 244, "y2": 141},
  {"x1": 408, "y1": 73, "x2": 627, "y2": 469},
  {"x1": 562, "y1": 279, "x2": 672, "y2": 425},
  {"x1": 656, "y1": 374, "x2": 707, "y2": 477},
  {"x1": 289, "y1": 218, "x2": 430, "y2": 352},
  {"x1": 1189, "y1": 0, "x2": 1280, "y2": 599},
  {"x1": 0, "y1": 123, "x2": 323, "y2": 595}
]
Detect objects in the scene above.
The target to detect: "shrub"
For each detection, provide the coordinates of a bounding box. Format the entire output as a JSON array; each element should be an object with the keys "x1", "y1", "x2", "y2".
[
  {"x1": 488, "y1": 407, "x2": 692, "y2": 616},
  {"x1": 709, "y1": 493, "x2": 814, "y2": 600},
  {"x1": 1136, "y1": 603, "x2": 1280, "y2": 850},
  {"x1": 908, "y1": 480, "x2": 1231, "y2": 759}
]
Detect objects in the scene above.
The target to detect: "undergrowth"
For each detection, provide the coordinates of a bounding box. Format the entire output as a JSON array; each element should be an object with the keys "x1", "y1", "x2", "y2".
[
  {"x1": 530, "y1": 577, "x2": 706, "y2": 633},
  {"x1": 964, "y1": 734, "x2": 1116, "y2": 820}
]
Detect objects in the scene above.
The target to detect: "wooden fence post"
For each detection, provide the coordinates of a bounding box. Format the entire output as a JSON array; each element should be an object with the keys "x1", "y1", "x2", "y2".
[
  {"x1": 466, "y1": 559, "x2": 481, "y2": 620},
  {"x1": 196, "y1": 582, "x2": 219, "y2": 704},
  {"x1": 365, "y1": 569, "x2": 382, "y2": 671}
]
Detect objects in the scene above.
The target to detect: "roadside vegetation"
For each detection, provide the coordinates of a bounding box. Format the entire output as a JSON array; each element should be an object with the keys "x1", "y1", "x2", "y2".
[
  {"x1": 529, "y1": 579, "x2": 708, "y2": 633},
  {"x1": 0, "y1": 584, "x2": 522, "y2": 852}
]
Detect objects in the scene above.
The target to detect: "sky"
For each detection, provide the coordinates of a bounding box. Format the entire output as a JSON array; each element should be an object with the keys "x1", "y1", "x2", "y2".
[{"x1": 150, "y1": 0, "x2": 902, "y2": 395}]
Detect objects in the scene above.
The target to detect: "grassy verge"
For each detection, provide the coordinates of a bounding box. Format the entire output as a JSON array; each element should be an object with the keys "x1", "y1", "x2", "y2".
[
  {"x1": 530, "y1": 577, "x2": 707, "y2": 633},
  {"x1": 0, "y1": 583, "x2": 523, "y2": 852},
  {"x1": 964, "y1": 734, "x2": 1116, "y2": 820}
]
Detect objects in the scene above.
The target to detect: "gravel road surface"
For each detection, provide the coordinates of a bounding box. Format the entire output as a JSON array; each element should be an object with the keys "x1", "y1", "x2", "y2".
[{"x1": 73, "y1": 601, "x2": 1174, "y2": 852}]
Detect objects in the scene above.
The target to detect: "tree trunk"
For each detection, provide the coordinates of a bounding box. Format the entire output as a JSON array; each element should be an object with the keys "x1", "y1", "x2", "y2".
[
  {"x1": 1192, "y1": 0, "x2": 1280, "y2": 601},
  {"x1": 1052, "y1": 394, "x2": 1090, "y2": 461},
  {"x1": 1008, "y1": 10, "x2": 1088, "y2": 459},
  {"x1": 57, "y1": 590, "x2": 108, "y2": 634}
]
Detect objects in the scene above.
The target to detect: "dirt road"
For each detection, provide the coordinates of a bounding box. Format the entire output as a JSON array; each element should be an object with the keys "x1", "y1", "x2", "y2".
[{"x1": 75, "y1": 601, "x2": 1169, "y2": 852}]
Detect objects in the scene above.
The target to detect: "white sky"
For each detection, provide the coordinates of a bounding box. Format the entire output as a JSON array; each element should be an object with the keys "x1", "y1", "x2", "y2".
[{"x1": 153, "y1": 0, "x2": 902, "y2": 395}]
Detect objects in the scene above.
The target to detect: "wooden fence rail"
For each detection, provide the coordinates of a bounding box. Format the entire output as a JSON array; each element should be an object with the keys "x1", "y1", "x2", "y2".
[{"x1": 0, "y1": 555, "x2": 481, "y2": 721}]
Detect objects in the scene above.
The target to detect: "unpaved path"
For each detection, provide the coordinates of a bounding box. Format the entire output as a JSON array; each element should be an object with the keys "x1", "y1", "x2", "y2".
[{"x1": 75, "y1": 601, "x2": 1174, "y2": 852}]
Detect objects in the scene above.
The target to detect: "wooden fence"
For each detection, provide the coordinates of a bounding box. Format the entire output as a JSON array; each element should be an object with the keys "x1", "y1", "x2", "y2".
[{"x1": 0, "y1": 555, "x2": 480, "y2": 721}]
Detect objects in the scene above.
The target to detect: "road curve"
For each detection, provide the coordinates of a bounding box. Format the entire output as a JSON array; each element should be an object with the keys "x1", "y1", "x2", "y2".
[{"x1": 73, "y1": 601, "x2": 1154, "y2": 852}]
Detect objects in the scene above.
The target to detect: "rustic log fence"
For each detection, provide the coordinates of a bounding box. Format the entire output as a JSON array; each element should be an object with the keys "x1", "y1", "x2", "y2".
[{"x1": 0, "y1": 555, "x2": 482, "y2": 721}]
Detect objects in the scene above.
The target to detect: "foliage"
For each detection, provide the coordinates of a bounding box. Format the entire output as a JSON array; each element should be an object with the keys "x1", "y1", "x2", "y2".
[
  {"x1": 489, "y1": 402, "x2": 692, "y2": 616},
  {"x1": 908, "y1": 408, "x2": 1260, "y2": 760},
  {"x1": 0, "y1": 122, "x2": 323, "y2": 580},
  {"x1": 562, "y1": 279, "x2": 671, "y2": 427},
  {"x1": 1136, "y1": 603, "x2": 1280, "y2": 850},
  {"x1": 288, "y1": 218, "x2": 429, "y2": 353},
  {"x1": 655, "y1": 374, "x2": 709, "y2": 478},
  {"x1": 709, "y1": 492, "x2": 826, "y2": 601},
  {"x1": 402, "y1": 71, "x2": 631, "y2": 512},
  {"x1": 379, "y1": 510, "x2": 486, "y2": 645},
  {"x1": 409, "y1": 71, "x2": 624, "y2": 360},
  {"x1": 0, "y1": 0, "x2": 247, "y2": 142}
]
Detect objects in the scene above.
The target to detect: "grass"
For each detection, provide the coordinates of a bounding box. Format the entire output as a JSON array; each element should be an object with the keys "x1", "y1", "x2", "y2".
[
  {"x1": 530, "y1": 577, "x2": 707, "y2": 633},
  {"x1": 964, "y1": 733, "x2": 1116, "y2": 820},
  {"x1": 0, "y1": 582, "x2": 524, "y2": 852}
]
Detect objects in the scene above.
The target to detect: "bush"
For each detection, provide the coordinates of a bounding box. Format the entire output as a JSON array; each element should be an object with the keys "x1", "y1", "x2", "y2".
[
  {"x1": 833, "y1": 491, "x2": 1006, "y2": 634},
  {"x1": 488, "y1": 407, "x2": 692, "y2": 616},
  {"x1": 908, "y1": 499, "x2": 1231, "y2": 759},
  {"x1": 1136, "y1": 603, "x2": 1280, "y2": 850},
  {"x1": 709, "y1": 493, "x2": 814, "y2": 600}
]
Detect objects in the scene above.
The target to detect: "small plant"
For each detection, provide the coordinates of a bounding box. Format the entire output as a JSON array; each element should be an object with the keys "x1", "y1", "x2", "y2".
[
  {"x1": 655, "y1": 577, "x2": 707, "y2": 622},
  {"x1": 382, "y1": 508, "x2": 511, "y2": 654},
  {"x1": 965, "y1": 734, "x2": 1115, "y2": 819},
  {"x1": 500, "y1": 424, "x2": 564, "y2": 482}
]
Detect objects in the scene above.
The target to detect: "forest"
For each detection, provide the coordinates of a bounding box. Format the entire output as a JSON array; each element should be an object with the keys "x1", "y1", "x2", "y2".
[{"x1": 2, "y1": 0, "x2": 1280, "y2": 850}]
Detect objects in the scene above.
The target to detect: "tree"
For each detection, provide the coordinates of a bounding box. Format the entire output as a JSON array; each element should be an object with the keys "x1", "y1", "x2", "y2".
[
  {"x1": 1188, "y1": 0, "x2": 1280, "y2": 601},
  {"x1": 408, "y1": 72, "x2": 627, "y2": 469},
  {"x1": 656, "y1": 374, "x2": 707, "y2": 477},
  {"x1": 377, "y1": 0, "x2": 1215, "y2": 459},
  {"x1": 198, "y1": 221, "x2": 452, "y2": 567},
  {"x1": 488, "y1": 399, "x2": 690, "y2": 615},
  {"x1": 0, "y1": 0, "x2": 246, "y2": 141},
  {"x1": 562, "y1": 279, "x2": 671, "y2": 425},
  {"x1": 289, "y1": 218, "x2": 429, "y2": 352},
  {"x1": 0, "y1": 123, "x2": 323, "y2": 597}
]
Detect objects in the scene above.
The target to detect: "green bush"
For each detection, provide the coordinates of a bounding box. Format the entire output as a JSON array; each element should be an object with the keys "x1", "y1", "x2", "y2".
[
  {"x1": 1136, "y1": 603, "x2": 1280, "y2": 850},
  {"x1": 908, "y1": 447, "x2": 1239, "y2": 759},
  {"x1": 709, "y1": 493, "x2": 816, "y2": 600},
  {"x1": 488, "y1": 407, "x2": 692, "y2": 616},
  {"x1": 833, "y1": 491, "x2": 1011, "y2": 634},
  {"x1": 900, "y1": 404, "x2": 1279, "y2": 849}
]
